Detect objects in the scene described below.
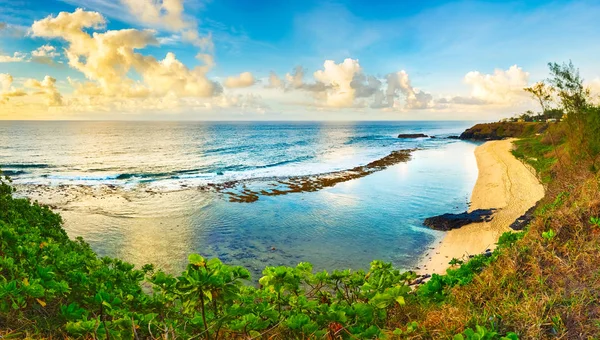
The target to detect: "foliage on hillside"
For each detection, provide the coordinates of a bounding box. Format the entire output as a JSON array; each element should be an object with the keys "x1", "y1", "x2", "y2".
[
  {"x1": 0, "y1": 173, "x2": 523, "y2": 339},
  {"x1": 459, "y1": 122, "x2": 548, "y2": 141}
]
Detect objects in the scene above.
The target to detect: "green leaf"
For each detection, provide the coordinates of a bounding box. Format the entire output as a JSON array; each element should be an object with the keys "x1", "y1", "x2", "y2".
[
  {"x1": 395, "y1": 296, "x2": 405, "y2": 306},
  {"x1": 188, "y1": 254, "x2": 205, "y2": 266}
]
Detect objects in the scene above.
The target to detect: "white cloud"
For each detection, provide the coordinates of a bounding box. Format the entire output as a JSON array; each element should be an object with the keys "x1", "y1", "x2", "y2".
[
  {"x1": 120, "y1": 0, "x2": 211, "y2": 49},
  {"x1": 31, "y1": 44, "x2": 60, "y2": 65},
  {"x1": 32, "y1": 44, "x2": 60, "y2": 58},
  {"x1": 31, "y1": 8, "x2": 220, "y2": 99},
  {"x1": 463, "y1": 65, "x2": 529, "y2": 105},
  {"x1": 268, "y1": 60, "x2": 433, "y2": 111},
  {"x1": 0, "y1": 52, "x2": 26, "y2": 63},
  {"x1": 25, "y1": 76, "x2": 63, "y2": 106},
  {"x1": 0, "y1": 73, "x2": 27, "y2": 103},
  {"x1": 312, "y1": 58, "x2": 362, "y2": 108},
  {"x1": 224, "y1": 72, "x2": 255, "y2": 88},
  {"x1": 285, "y1": 66, "x2": 306, "y2": 90},
  {"x1": 383, "y1": 70, "x2": 433, "y2": 110},
  {"x1": 350, "y1": 74, "x2": 382, "y2": 98}
]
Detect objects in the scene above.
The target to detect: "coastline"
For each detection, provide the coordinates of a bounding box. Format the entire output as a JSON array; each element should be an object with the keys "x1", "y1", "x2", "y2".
[{"x1": 419, "y1": 138, "x2": 545, "y2": 275}]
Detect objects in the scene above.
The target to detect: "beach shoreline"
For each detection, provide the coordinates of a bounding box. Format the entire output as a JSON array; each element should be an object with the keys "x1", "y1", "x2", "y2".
[{"x1": 419, "y1": 138, "x2": 545, "y2": 275}]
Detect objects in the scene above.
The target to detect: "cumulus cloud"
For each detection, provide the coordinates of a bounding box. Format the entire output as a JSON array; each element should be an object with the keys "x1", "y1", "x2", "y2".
[
  {"x1": 120, "y1": 0, "x2": 211, "y2": 49},
  {"x1": 32, "y1": 45, "x2": 59, "y2": 58},
  {"x1": 224, "y1": 72, "x2": 255, "y2": 88},
  {"x1": 0, "y1": 74, "x2": 27, "y2": 104},
  {"x1": 31, "y1": 44, "x2": 60, "y2": 65},
  {"x1": 463, "y1": 65, "x2": 529, "y2": 105},
  {"x1": 312, "y1": 58, "x2": 362, "y2": 108},
  {"x1": 285, "y1": 66, "x2": 306, "y2": 90},
  {"x1": 0, "y1": 52, "x2": 26, "y2": 63},
  {"x1": 363, "y1": 70, "x2": 433, "y2": 110},
  {"x1": 433, "y1": 65, "x2": 530, "y2": 109},
  {"x1": 24, "y1": 76, "x2": 63, "y2": 106},
  {"x1": 350, "y1": 74, "x2": 382, "y2": 98},
  {"x1": 268, "y1": 60, "x2": 433, "y2": 110},
  {"x1": 383, "y1": 71, "x2": 433, "y2": 110},
  {"x1": 31, "y1": 8, "x2": 220, "y2": 99}
]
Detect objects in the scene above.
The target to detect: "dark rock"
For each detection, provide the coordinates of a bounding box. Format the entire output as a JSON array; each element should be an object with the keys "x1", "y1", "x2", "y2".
[
  {"x1": 397, "y1": 133, "x2": 429, "y2": 138},
  {"x1": 216, "y1": 171, "x2": 224, "y2": 176},
  {"x1": 446, "y1": 135, "x2": 460, "y2": 139},
  {"x1": 423, "y1": 208, "x2": 496, "y2": 231},
  {"x1": 509, "y1": 203, "x2": 539, "y2": 230}
]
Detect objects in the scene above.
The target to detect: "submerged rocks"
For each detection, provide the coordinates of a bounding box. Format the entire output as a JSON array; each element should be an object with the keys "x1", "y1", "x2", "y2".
[
  {"x1": 423, "y1": 208, "x2": 496, "y2": 231},
  {"x1": 218, "y1": 149, "x2": 415, "y2": 203},
  {"x1": 397, "y1": 133, "x2": 429, "y2": 138}
]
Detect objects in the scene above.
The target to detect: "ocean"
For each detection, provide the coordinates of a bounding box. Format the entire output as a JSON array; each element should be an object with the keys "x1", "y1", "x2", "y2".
[{"x1": 1, "y1": 121, "x2": 480, "y2": 277}]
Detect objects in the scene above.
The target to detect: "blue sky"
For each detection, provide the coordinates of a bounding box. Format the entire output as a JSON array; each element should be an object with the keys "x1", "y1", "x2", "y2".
[{"x1": 0, "y1": 0, "x2": 599, "y2": 120}]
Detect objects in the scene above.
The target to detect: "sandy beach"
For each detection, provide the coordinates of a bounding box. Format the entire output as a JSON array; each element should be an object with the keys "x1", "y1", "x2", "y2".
[{"x1": 421, "y1": 138, "x2": 545, "y2": 275}]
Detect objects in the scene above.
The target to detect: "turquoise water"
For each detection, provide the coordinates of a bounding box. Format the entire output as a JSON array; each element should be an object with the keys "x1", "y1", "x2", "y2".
[{"x1": 0, "y1": 121, "x2": 479, "y2": 277}]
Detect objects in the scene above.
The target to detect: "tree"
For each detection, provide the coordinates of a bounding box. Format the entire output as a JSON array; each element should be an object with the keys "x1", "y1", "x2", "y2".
[
  {"x1": 547, "y1": 60, "x2": 600, "y2": 169},
  {"x1": 524, "y1": 81, "x2": 554, "y2": 114},
  {"x1": 547, "y1": 61, "x2": 589, "y2": 116}
]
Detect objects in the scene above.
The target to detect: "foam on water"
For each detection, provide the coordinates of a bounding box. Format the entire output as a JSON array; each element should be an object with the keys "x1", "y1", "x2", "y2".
[{"x1": 1, "y1": 121, "x2": 474, "y2": 191}]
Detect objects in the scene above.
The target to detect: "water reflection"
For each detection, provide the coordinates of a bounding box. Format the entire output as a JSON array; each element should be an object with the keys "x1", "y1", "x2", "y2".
[{"x1": 57, "y1": 141, "x2": 478, "y2": 279}]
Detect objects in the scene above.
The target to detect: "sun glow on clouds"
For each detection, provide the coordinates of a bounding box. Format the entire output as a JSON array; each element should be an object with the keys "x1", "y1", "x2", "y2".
[{"x1": 0, "y1": 1, "x2": 573, "y2": 119}]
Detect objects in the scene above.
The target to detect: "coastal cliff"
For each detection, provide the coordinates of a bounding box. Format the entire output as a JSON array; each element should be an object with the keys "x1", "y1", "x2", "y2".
[{"x1": 459, "y1": 122, "x2": 548, "y2": 140}]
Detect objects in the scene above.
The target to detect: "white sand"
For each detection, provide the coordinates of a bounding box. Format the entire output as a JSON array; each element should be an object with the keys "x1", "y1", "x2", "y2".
[{"x1": 420, "y1": 139, "x2": 545, "y2": 275}]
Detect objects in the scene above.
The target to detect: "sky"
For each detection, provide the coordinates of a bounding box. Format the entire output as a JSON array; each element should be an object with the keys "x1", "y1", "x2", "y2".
[{"x1": 0, "y1": 0, "x2": 599, "y2": 120}]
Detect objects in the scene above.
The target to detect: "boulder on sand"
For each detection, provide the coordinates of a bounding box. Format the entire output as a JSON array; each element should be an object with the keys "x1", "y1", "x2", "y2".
[{"x1": 423, "y1": 208, "x2": 496, "y2": 231}]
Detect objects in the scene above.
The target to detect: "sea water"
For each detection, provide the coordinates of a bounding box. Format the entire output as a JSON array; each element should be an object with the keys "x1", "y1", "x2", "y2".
[{"x1": 0, "y1": 121, "x2": 479, "y2": 277}]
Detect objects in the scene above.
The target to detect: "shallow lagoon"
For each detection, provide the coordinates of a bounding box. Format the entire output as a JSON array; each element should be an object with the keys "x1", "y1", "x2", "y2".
[{"x1": 55, "y1": 141, "x2": 478, "y2": 278}]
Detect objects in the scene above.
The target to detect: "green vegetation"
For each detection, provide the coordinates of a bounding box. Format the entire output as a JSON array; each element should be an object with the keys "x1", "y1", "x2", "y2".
[
  {"x1": 458, "y1": 121, "x2": 547, "y2": 140},
  {"x1": 3, "y1": 60, "x2": 600, "y2": 338},
  {"x1": 0, "y1": 173, "x2": 522, "y2": 338},
  {"x1": 511, "y1": 136, "x2": 557, "y2": 183}
]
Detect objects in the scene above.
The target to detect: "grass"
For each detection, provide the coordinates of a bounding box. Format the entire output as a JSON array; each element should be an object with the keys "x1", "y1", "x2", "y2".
[{"x1": 511, "y1": 136, "x2": 557, "y2": 183}]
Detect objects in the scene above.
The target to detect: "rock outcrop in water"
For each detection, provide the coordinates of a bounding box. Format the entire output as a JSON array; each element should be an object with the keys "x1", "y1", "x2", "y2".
[
  {"x1": 397, "y1": 133, "x2": 429, "y2": 138},
  {"x1": 423, "y1": 208, "x2": 496, "y2": 231}
]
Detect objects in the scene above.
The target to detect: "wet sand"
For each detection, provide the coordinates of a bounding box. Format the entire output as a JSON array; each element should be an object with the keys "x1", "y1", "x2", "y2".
[{"x1": 420, "y1": 139, "x2": 545, "y2": 275}]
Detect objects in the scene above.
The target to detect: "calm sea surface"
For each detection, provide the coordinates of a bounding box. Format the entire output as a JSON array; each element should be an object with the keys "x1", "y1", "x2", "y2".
[{"x1": 0, "y1": 121, "x2": 480, "y2": 277}]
